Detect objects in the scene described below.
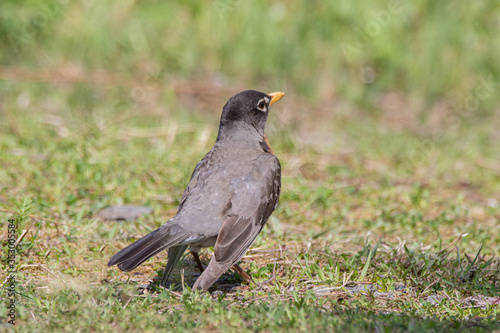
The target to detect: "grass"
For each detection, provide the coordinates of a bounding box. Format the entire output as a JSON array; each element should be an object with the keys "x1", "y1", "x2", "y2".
[{"x1": 1, "y1": 1, "x2": 500, "y2": 332}]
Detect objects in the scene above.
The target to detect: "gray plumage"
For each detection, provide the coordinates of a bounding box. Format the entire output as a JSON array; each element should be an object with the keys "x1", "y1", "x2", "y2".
[{"x1": 108, "y1": 90, "x2": 284, "y2": 290}]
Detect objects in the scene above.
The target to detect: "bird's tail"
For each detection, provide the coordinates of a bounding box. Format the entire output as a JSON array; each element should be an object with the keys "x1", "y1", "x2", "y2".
[{"x1": 108, "y1": 222, "x2": 188, "y2": 272}]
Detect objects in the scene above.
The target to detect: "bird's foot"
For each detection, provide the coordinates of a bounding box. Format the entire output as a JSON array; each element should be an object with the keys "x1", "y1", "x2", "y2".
[
  {"x1": 191, "y1": 251, "x2": 205, "y2": 273},
  {"x1": 232, "y1": 264, "x2": 255, "y2": 285}
]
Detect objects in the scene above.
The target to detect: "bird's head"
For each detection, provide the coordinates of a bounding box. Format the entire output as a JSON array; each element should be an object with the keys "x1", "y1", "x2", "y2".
[{"x1": 219, "y1": 90, "x2": 285, "y2": 134}]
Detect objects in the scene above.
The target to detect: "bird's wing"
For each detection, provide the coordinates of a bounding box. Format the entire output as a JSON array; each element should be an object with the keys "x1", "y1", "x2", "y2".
[
  {"x1": 177, "y1": 152, "x2": 211, "y2": 213},
  {"x1": 193, "y1": 156, "x2": 281, "y2": 290}
]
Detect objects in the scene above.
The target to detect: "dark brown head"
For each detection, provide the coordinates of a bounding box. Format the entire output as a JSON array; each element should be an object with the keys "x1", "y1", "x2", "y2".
[{"x1": 219, "y1": 90, "x2": 285, "y2": 136}]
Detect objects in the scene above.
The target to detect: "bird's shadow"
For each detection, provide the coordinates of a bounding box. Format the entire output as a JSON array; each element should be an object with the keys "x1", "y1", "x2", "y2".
[{"x1": 146, "y1": 261, "x2": 246, "y2": 293}]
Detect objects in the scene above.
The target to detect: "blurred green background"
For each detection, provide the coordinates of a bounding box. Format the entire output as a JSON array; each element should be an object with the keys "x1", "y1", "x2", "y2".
[{"x1": 1, "y1": 0, "x2": 499, "y2": 111}]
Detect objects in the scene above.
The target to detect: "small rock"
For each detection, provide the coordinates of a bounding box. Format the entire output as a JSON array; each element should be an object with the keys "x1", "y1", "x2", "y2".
[
  {"x1": 394, "y1": 283, "x2": 406, "y2": 291},
  {"x1": 138, "y1": 283, "x2": 151, "y2": 290},
  {"x1": 345, "y1": 284, "x2": 379, "y2": 293},
  {"x1": 138, "y1": 283, "x2": 153, "y2": 295},
  {"x1": 424, "y1": 295, "x2": 443, "y2": 305},
  {"x1": 313, "y1": 286, "x2": 341, "y2": 295},
  {"x1": 211, "y1": 290, "x2": 224, "y2": 297}
]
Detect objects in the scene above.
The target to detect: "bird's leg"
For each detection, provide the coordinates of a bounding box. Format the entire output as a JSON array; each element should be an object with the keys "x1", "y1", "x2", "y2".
[
  {"x1": 232, "y1": 264, "x2": 255, "y2": 285},
  {"x1": 190, "y1": 251, "x2": 205, "y2": 273}
]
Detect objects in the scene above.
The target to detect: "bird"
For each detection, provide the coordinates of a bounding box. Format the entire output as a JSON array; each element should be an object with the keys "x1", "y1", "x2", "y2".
[{"x1": 108, "y1": 90, "x2": 285, "y2": 291}]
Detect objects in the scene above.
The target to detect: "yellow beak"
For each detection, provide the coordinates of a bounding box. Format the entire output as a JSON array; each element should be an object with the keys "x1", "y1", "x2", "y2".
[{"x1": 268, "y1": 92, "x2": 286, "y2": 106}]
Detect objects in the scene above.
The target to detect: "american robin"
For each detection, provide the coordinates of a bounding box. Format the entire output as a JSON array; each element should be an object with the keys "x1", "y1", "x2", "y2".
[{"x1": 108, "y1": 90, "x2": 285, "y2": 290}]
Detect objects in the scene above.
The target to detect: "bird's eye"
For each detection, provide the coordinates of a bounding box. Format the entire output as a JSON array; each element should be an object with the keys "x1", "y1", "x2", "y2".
[{"x1": 256, "y1": 99, "x2": 267, "y2": 111}]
